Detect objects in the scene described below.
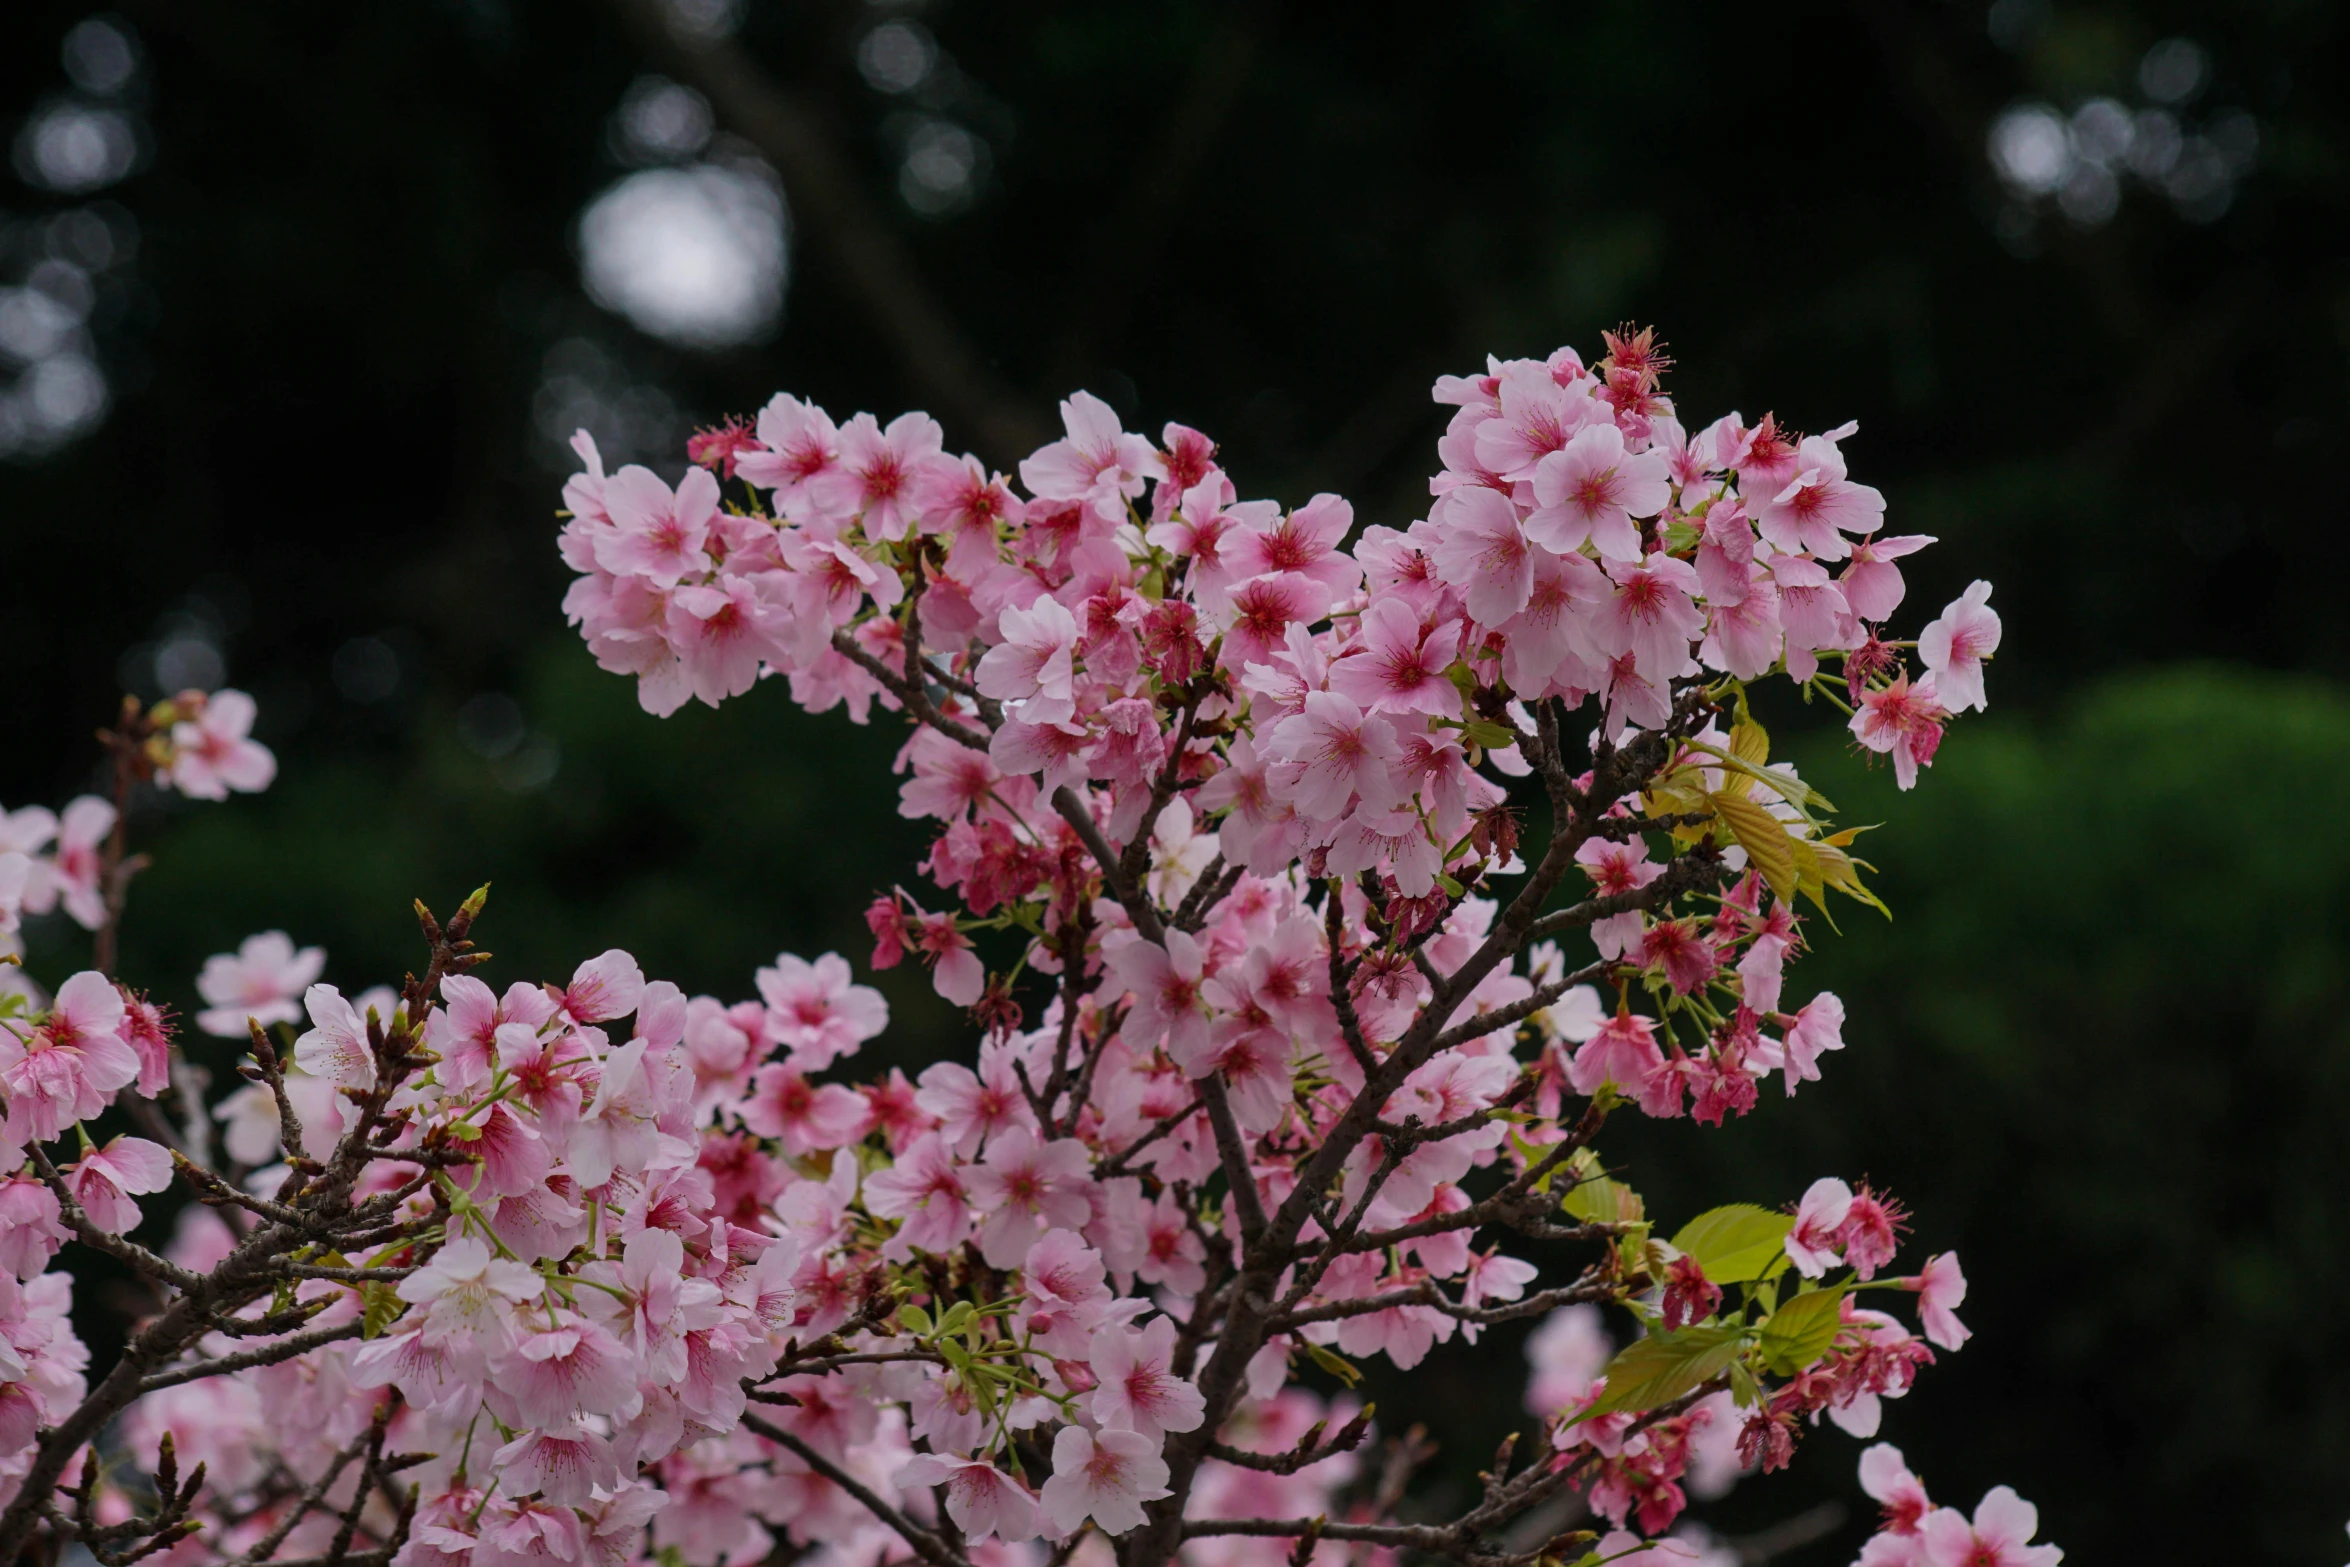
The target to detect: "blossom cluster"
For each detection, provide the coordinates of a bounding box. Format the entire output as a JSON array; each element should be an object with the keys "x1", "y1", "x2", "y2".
[
  {"x1": 0, "y1": 689, "x2": 274, "y2": 936},
  {"x1": 0, "y1": 333, "x2": 2054, "y2": 1567}
]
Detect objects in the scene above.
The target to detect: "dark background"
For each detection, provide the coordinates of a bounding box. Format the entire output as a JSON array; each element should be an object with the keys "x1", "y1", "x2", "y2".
[{"x1": 4, "y1": 0, "x2": 2346, "y2": 1558}]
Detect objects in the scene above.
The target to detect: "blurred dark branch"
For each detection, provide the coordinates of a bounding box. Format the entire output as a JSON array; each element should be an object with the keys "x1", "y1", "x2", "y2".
[
  {"x1": 1044, "y1": 6, "x2": 1271, "y2": 387},
  {"x1": 603, "y1": 0, "x2": 1050, "y2": 462}
]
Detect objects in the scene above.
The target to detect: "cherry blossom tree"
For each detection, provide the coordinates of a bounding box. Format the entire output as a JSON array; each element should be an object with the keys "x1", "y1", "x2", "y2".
[{"x1": 0, "y1": 330, "x2": 2054, "y2": 1567}]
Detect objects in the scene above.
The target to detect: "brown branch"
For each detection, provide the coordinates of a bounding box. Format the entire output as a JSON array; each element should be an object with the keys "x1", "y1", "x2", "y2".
[{"x1": 741, "y1": 1411, "x2": 970, "y2": 1567}]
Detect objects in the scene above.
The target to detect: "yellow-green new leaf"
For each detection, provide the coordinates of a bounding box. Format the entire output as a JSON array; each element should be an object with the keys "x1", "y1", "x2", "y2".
[
  {"x1": 1669, "y1": 1204, "x2": 1796, "y2": 1285},
  {"x1": 1580, "y1": 1325, "x2": 1746, "y2": 1420},
  {"x1": 1711, "y1": 791, "x2": 1798, "y2": 903},
  {"x1": 1758, "y1": 1286, "x2": 1848, "y2": 1376}
]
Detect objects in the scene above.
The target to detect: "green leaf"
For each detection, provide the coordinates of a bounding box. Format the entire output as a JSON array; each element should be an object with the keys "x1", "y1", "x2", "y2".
[
  {"x1": 1669, "y1": 1204, "x2": 1795, "y2": 1285},
  {"x1": 1711, "y1": 791, "x2": 1798, "y2": 904},
  {"x1": 1561, "y1": 1151, "x2": 1645, "y2": 1225},
  {"x1": 361, "y1": 1281, "x2": 403, "y2": 1340},
  {"x1": 899, "y1": 1303, "x2": 932, "y2": 1337},
  {"x1": 1304, "y1": 1341, "x2": 1364, "y2": 1387},
  {"x1": 937, "y1": 1301, "x2": 976, "y2": 1337},
  {"x1": 1758, "y1": 1286, "x2": 1848, "y2": 1375},
  {"x1": 1462, "y1": 718, "x2": 1515, "y2": 749},
  {"x1": 1580, "y1": 1325, "x2": 1745, "y2": 1420}
]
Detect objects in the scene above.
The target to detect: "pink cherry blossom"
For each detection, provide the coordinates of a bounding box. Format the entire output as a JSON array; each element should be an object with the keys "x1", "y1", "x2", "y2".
[
  {"x1": 1265, "y1": 691, "x2": 1402, "y2": 821},
  {"x1": 734, "y1": 392, "x2": 840, "y2": 504},
  {"x1": 1784, "y1": 1177, "x2": 1853, "y2": 1278},
  {"x1": 167, "y1": 689, "x2": 276, "y2": 799},
  {"x1": 813, "y1": 410, "x2": 945, "y2": 539},
  {"x1": 1089, "y1": 1316, "x2": 1206, "y2": 1439},
  {"x1": 964, "y1": 1128, "x2": 1093, "y2": 1268},
  {"x1": 1754, "y1": 430, "x2": 1884, "y2": 560},
  {"x1": 1, "y1": 971, "x2": 140, "y2": 1142},
  {"x1": 755, "y1": 952, "x2": 887, "y2": 1073},
  {"x1": 1426, "y1": 485, "x2": 1535, "y2": 625},
  {"x1": 896, "y1": 1453, "x2": 1040, "y2": 1542},
  {"x1": 22, "y1": 795, "x2": 112, "y2": 930},
  {"x1": 195, "y1": 930, "x2": 326, "y2": 1038},
  {"x1": 1918, "y1": 580, "x2": 2000, "y2": 714},
  {"x1": 1327, "y1": 598, "x2": 1463, "y2": 718},
  {"x1": 595, "y1": 465, "x2": 720, "y2": 587},
  {"x1": 1108, "y1": 931, "x2": 1213, "y2": 1070},
  {"x1": 62, "y1": 1135, "x2": 172, "y2": 1234},
  {"x1": 1919, "y1": 1486, "x2": 2061, "y2": 1567},
  {"x1": 977, "y1": 594, "x2": 1082, "y2": 725},
  {"x1": 1020, "y1": 391, "x2": 1162, "y2": 523},
  {"x1": 1039, "y1": 1424, "x2": 1171, "y2": 1538},
  {"x1": 1527, "y1": 423, "x2": 1671, "y2": 562},
  {"x1": 1851, "y1": 673, "x2": 1949, "y2": 790},
  {"x1": 292, "y1": 983, "x2": 377, "y2": 1090},
  {"x1": 1907, "y1": 1252, "x2": 1971, "y2": 1350}
]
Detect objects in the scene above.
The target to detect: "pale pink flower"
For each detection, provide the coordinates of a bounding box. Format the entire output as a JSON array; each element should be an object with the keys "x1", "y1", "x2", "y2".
[
  {"x1": 1592, "y1": 553, "x2": 1706, "y2": 680},
  {"x1": 1021, "y1": 1226, "x2": 1113, "y2": 1357},
  {"x1": 1089, "y1": 1316, "x2": 1206, "y2": 1438},
  {"x1": 195, "y1": 930, "x2": 325, "y2": 1037},
  {"x1": 896, "y1": 1453, "x2": 1040, "y2": 1543},
  {"x1": 1907, "y1": 1252, "x2": 1971, "y2": 1350},
  {"x1": 558, "y1": 949, "x2": 645, "y2": 1025},
  {"x1": 914, "y1": 1050, "x2": 1033, "y2": 1155},
  {"x1": 1039, "y1": 1424, "x2": 1171, "y2": 1538},
  {"x1": 399, "y1": 1231, "x2": 540, "y2": 1343},
  {"x1": 667, "y1": 571, "x2": 790, "y2": 708},
  {"x1": 1919, "y1": 1487, "x2": 2060, "y2": 1567},
  {"x1": 427, "y1": 974, "x2": 557, "y2": 1092},
  {"x1": 740, "y1": 1064, "x2": 867, "y2": 1156},
  {"x1": 496, "y1": 1316, "x2": 642, "y2": 1427},
  {"x1": 977, "y1": 594, "x2": 1082, "y2": 725},
  {"x1": 594, "y1": 464, "x2": 720, "y2": 586},
  {"x1": 1265, "y1": 691, "x2": 1402, "y2": 821},
  {"x1": 1839, "y1": 533, "x2": 1934, "y2": 623},
  {"x1": 1527, "y1": 423, "x2": 1671, "y2": 562},
  {"x1": 1568, "y1": 1011, "x2": 1665, "y2": 1098},
  {"x1": 1217, "y1": 572, "x2": 1332, "y2": 674},
  {"x1": 1107, "y1": 931, "x2": 1212, "y2": 1071},
  {"x1": 755, "y1": 951, "x2": 887, "y2": 1072},
  {"x1": 1784, "y1": 1177, "x2": 1853, "y2": 1278},
  {"x1": 292, "y1": 983, "x2": 377, "y2": 1090},
  {"x1": 1020, "y1": 391, "x2": 1163, "y2": 522},
  {"x1": 1427, "y1": 484, "x2": 1535, "y2": 625},
  {"x1": 1327, "y1": 598, "x2": 1462, "y2": 718},
  {"x1": 23, "y1": 795, "x2": 112, "y2": 930},
  {"x1": 735, "y1": 392, "x2": 841, "y2": 505},
  {"x1": 912, "y1": 911, "x2": 986, "y2": 1007},
  {"x1": 62, "y1": 1135, "x2": 171, "y2": 1234},
  {"x1": 1, "y1": 971, "x2": 139, "y2": 1141},
  {"x1": 1850, "y1": 673, "x2": 1949, "y2": 791},
  {"x1": 1780, "y1": 991, "x2": 1845, "y2": 1093},
  {"x1": 1222, "y1": 494, "x2": 1364, "y2": 599},
  {"x1": 863, "y1": 1131, "x2": 973, "y2": 1259},
  {"x1": 492, "y1": 1423, "x2": 624, "y2": 1506},
  {"x1": 964, "y1": 1127, "x2": 1093, "y2": 1268},
  {"x1": 1755, "y1": 431, "x2": 1885, "y2": 561},
  {"x1": 167, "y1": 689, "x2": 276, "y2": 799},
  {"x1": 0, "y1": 1175, "x2": 68, "y2": 1279},
  {"x1": 1859, "y1": 1442, "x2": 1933, "y2": 1534},
  {"x1": 1918, "y1": 580, "x2": 2000, "y2": 714},
  {"x1": 813, "y1": 410, "x2": 945, "y2": 539}
]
